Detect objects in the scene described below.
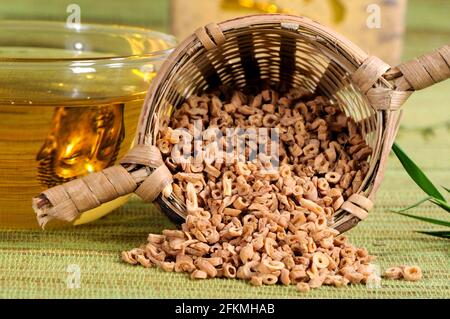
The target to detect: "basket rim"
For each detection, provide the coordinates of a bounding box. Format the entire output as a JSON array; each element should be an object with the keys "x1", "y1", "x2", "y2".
[
  {"x1": 137, "y1": 13, "x2": 375, "y2": 145},
  {"x1": 219, "y1": 14, "x2": 369, "y2": 62},
  {"x1": 134, "y1": 13, "x2": 389, "y2": 232}
]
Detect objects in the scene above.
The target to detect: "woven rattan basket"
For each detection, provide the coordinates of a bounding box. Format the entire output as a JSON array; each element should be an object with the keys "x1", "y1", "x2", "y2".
[{"x1": 33, "y1": 14, "x2": 450, "y2": 233}]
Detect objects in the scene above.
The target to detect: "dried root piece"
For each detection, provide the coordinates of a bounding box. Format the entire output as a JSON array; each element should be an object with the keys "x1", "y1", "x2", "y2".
[
  {"x1": 121, "y1": 87, "x2": 382, "y2": 292},
  {"x1": 403, "y1": 266, "x2": 422, "y2": 282},
  {"x1": 383, "y1": 265, "x2": 422, "y2": 282},
  {"x1": 296, "y1": 282, "x2": 310, "y2": 293},
  {"x1": 383, "y1": 267, "x2": 403, "y2": 280}
]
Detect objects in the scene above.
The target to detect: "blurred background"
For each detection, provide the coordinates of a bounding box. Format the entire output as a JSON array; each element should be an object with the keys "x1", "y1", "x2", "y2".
[
  {"x1": 1, "y1": 0, "x2": 447, "y2": 133},
  {"x1": 0, "y1": 0, "x2": 448, "y2": 64}
]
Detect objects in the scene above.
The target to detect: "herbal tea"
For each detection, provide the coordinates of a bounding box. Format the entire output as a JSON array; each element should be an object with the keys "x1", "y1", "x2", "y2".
[
  {"x1": 0, "y1": 96, "x2": 143, "y2": 228},
  {"x1": 0, "y1": 21, "x2": 175, "y2": 228}
]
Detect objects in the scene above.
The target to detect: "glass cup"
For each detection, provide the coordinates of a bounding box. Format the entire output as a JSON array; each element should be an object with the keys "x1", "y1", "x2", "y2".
[{"x1": 0, "y1": 20, "x2": 176, "y2": 228}]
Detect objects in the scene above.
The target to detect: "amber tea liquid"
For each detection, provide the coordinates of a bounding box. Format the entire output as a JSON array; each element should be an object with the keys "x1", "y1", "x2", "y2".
[
  {"x1": 0, "y1": 21, "x2": 175, "y2": 228},
  {"x1": 0, "y1": 95, "x2": 143, "y2": 228}
]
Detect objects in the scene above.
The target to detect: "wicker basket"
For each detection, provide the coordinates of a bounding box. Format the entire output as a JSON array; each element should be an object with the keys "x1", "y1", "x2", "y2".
[{"x1": 33, "y1": 14, "x2": 450, "y2": 233}]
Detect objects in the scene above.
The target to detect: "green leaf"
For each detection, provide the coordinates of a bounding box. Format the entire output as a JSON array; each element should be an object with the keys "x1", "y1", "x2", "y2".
[
  {"x1": 430, "y1": 198, "x2": 450, "y2": 213},
  {"x1": 394, "y1": 211, "x2": 450, "y2": 228},
  {"x1": 442, "y1": 186, "x2": 450, "y2": 193},
  {"x1": 391, "y1": 196, "x2": 432, "y2": 213},
  {"x1": 392, "y1": 143, "x2": 446, "y2": 202},
  {"x1": 416, "y1": 230, "x2": 450, "y2": 239}
]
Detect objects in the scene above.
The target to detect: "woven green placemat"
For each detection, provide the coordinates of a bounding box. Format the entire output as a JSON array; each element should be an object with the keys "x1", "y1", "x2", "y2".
[
  {"x1": 1, "y1": 81, "x2": 449, "y2": 298},
  {"x1": 1, "y1": 0, "x2": 450, "y2": 297}
]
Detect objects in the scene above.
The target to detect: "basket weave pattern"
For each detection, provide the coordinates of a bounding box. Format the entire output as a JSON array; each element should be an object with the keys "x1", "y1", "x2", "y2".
[{"x1": 33, "y1": 14, "x2": 450, "y2": 233}]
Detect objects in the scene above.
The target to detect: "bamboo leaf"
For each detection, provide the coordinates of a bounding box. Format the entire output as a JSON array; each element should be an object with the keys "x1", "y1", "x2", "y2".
[
  {"x1": 430, "y1": 198, "x2": 450, "y2": 213},
  {"x1": 416, "y1": 230, "x2": 450, "y2": 239},
  {"x1": 394, "y1": 211, "x2": 450, "y2": 227},
  {"x1": 392, "y1": 143, "x2": 446, "y2": 202},
  {"x1": 442, "y1": 186, "x2": 450, "y2": 193},
  {"x1": 391, "y1": 196, "x2": 432, "y2": 213}
]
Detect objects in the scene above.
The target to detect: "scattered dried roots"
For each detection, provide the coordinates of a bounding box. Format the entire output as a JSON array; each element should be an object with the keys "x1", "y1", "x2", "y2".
[
  {"x1": 383, "y1": 265, "x2": 422, "y2": 282},
  {"x1": 122, "y1": 87, "x2": 383, "y2": 292}
]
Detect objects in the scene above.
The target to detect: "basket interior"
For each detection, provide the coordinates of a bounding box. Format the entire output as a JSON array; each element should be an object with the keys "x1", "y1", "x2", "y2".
[{"x1": 148, "y1": 21, "x2": 385, "y2": 224}]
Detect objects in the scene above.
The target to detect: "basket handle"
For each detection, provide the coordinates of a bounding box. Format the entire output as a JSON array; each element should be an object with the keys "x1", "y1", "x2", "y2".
[
  {"x1": 357, "y1": 44, "x2": 449, "y2": 110},
  {"x1": 32, "y1": 145, "x2": 173, "y2": 228},
  {"x1": 387, "y1": 44, "x2": 450, "y2": 91}
]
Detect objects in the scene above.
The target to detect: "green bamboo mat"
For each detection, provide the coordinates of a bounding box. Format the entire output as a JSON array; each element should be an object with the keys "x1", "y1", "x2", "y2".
[
  {"x1": 1, "y1": 0, "x2": 450, "y2": 299},
  {"x1": 1, "y1": 81, "x2": 449, "y2": 298}
]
